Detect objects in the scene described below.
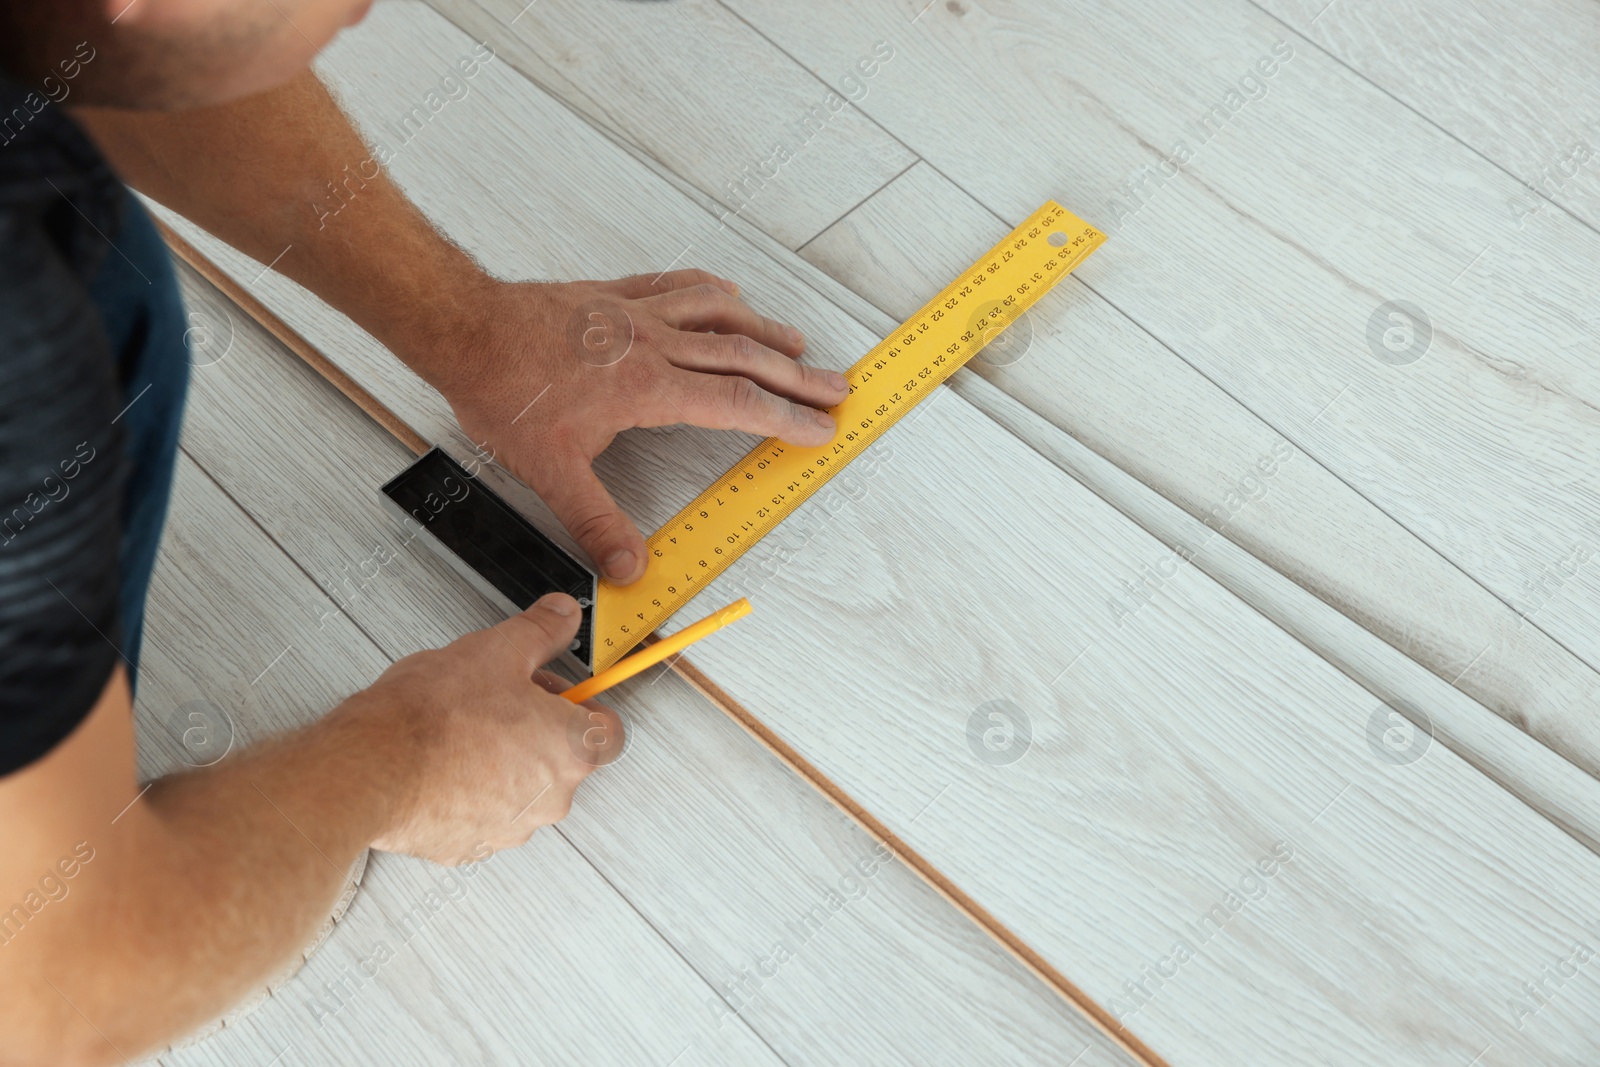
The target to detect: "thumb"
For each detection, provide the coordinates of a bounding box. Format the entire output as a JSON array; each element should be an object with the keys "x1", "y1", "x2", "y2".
[
  {"x1": 537, "y1": 455, "x2": 647, "y2": 583},
  {"x1": 493, "y1": 592, "x2": 583, "y2": 670}
]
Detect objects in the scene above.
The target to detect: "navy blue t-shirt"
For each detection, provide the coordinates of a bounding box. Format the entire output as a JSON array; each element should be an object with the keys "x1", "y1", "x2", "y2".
[{"x1": 0, "y1": 71, "x2": 190, "y2": 774}]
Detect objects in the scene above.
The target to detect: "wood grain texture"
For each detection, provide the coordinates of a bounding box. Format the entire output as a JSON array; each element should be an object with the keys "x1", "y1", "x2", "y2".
[
  {"x1": 797, "y1": 162, "x2": 1000, "y2": 320},
  {"x1": 954, "y1": 363, "x2": 1600, "y2": 849},
  {"x1": 676, "y1": 368, "x2": 1600, "y2": 1067},
  {"x1": 138, "y1": 457, "x2": 780, "y2": 1066},
  {"x1": 799, "y1": 160, "x2": 1600, "y2": 851},
  {"x1": 1251, "y1": 0, "x2": 1600, "y2": 231},
  {"x1": 727, "y1": 0, "x2": 1600, "y2": 787},
  {"x1": 171, "y1": 265, "x2": 1143, "y2": 1067},
  {"x1": 423, "y1": 0, "x2": 917, "y2": 248},
  {"x1": 134, "y1": 463, "x2": 383, "y2": 784},
  {"x1": 148, "y1": 4, "x2": 1600, "y2": 1064},
  {"x1": 158, "y1": 218, "x2": 428, "y2": 457}
]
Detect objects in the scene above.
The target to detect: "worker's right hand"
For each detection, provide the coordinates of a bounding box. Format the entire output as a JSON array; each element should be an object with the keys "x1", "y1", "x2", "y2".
[{"x1": 358, "y1": 592, "x2": 623, "y2": 865}]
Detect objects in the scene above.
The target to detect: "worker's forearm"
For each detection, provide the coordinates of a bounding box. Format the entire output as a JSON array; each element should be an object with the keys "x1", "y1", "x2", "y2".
[
  {"x1": 74, "y1": 70, "x2": 489, "y2": 394},
  {"x1": 12, "y1": 689, "x2": 414, "y2": 1066}
]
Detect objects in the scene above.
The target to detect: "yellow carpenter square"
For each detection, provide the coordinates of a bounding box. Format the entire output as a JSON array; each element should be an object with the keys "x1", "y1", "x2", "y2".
[
  {"x1": 562, "y1": 598, "x2": 752, "y2": 703},
  {"x1": 590, "y1": 201, "x2": 1105, "y2": 670}
]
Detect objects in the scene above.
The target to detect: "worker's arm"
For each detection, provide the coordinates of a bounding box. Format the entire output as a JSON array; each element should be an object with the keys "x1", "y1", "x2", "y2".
[
  {"x1": 0, "y1": 595, "x2": 615, "y2": 1067},
  {"x1": 73, "y1": 71, "x2": 848, "y2": 583}
]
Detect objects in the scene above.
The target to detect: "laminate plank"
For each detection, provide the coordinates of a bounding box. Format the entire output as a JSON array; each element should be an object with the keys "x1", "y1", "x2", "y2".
[
  {"x1": 137, "y1": 458, "x2": 783, "y2": 1065},
  {"x1": 437, "y1": 0, "x2": 1600, "y2": 796},
  {"x1": 679, "y1": 375, "x2": 1600, "y2": 1067},
  {"x1": 799, "y1": 160, "x2": 1600, "y2": 851},
  {"x1": 171, "y1": 261, "x2": 1142, "y2": 1067},
  {"x1": 134, "y1": 463, "x2": 381, "y2": 785},
  {"x1": 162, "y1": 829, "x2": 780, "y2": 1067},
  {"x1": 1251, "y1": 0, "x2": 1600, "y2": 232},
  {"x1": 954, "y1": 363, "x2": 1600, "y2": 850},
  {"x1": 797, "y1": 163, "x2": 1001, "y2": 323},
  {"x1": 149, "y1": 4, "x2": 1600, "y2": 1064},
  {"x1": 723, "y1": 0, "x2": 1600, "y2": 782},
  {"x1": 421, "y1": 0, "x2": 917, "y2": 248}
]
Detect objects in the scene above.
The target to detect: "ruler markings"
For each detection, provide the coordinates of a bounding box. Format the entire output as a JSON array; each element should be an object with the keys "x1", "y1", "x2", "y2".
[{"x1": 593, "y1": 201, "x2": 1105, "y2": 669}]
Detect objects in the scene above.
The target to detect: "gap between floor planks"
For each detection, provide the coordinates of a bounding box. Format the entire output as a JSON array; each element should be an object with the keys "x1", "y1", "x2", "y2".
[
  {"x1": 144, "y1": 6, "x2": 1600, "y2": 1062},
  {"x1": 160, "y1": 261, "x2": 1148, "y2": 1067}
]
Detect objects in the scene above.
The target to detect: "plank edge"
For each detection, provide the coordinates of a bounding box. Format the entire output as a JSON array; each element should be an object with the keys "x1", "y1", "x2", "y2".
[{"x1": 162, "y1": 224, "x2": 1172, "y2": 1067}]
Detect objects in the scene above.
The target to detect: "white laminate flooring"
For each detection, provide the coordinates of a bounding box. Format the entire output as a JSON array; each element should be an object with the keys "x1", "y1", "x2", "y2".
[{"x1": 141, "y1": 3, "x2": 1600, "y2": 1064}]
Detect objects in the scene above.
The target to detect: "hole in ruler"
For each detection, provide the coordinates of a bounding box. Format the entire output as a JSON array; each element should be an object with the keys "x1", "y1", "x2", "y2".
[{"x1": 1047, "y1": 231, "x2": 1068, "y2": 247}]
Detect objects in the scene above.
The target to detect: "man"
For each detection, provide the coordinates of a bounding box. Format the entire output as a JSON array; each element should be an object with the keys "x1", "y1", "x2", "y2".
[{"x1": 0, "y1": 0, "x2": 848, "y2": 1060}]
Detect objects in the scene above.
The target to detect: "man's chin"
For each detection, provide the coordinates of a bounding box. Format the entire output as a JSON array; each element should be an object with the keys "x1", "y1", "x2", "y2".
[
  {"x1": 74, "y1": 56, "x2": 305, "y2": 110},
  {"x1": 10, "y1": 0, "x2": 356, "y2": 111},
  {"x1": 77, "y1": 18, "x2": 326, "y2": 110}
]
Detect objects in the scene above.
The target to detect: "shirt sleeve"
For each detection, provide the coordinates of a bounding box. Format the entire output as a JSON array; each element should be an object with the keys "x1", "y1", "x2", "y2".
[{"x1": 0, "y1": 208, "x2": 127, "y2": 775}]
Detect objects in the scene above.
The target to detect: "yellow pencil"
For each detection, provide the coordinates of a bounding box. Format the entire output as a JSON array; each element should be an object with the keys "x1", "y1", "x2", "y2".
[{"x1": 561, "y1": 598, "x2": 752, "y2": 703}]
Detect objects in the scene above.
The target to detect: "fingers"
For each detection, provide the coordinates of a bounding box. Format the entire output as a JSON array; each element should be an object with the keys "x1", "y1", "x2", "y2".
[
  {"x1": 532, "y1": 670, "x2": 627, "y2": 770},
  {"x1": 612, "y1": 268, "x2": 737, "y2": 299},
  {"x1": 648, "y1": 283, "x2": 806, "y2": 357},
  {"x1": 666, "y1": 370, "x2": 838, "y2": 446},
  {"x1": 494, "y1": 592, "x2": 583, "y2": 670},
  {"x1": 535, "y1": 455, "x2": 647, "y2": 583},
  {"x1": 672, "y1": 332, "x2": 846, "y2": 410}
]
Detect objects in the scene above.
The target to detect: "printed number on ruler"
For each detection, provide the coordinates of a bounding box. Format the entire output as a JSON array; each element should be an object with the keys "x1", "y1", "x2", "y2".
[{"x1": 590, "y1": 201, "x2": 1105, "y2": 670}]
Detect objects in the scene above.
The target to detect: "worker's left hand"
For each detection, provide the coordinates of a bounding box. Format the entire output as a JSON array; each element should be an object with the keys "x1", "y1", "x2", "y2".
[{"x1": 434, "y1": 270, "x2": 848, "y2": 583}]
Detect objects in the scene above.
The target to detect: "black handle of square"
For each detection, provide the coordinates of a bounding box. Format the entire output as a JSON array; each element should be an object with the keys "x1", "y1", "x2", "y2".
[{"x1": 381, "y1": 448, "x2": 597, "y2": 671}]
